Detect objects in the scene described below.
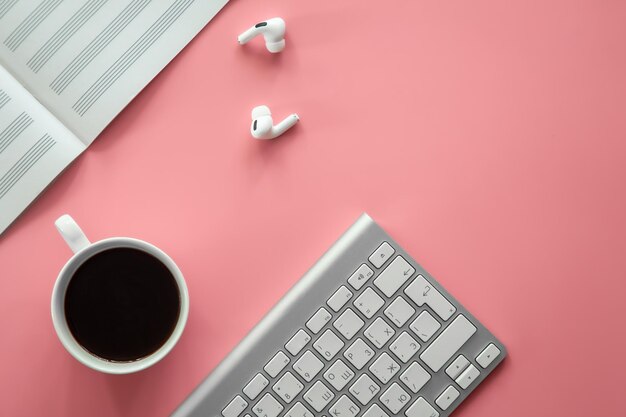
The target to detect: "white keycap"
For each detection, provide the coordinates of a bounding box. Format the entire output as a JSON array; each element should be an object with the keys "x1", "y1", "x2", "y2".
[
  {"x1": 399, "y1": 362, "x2": 431, "y2": 394},
  {"x1": 364, "y1": 317, "x2": 395, "y2": 348},
  {"x1": 264, "y1": 351, "x2": 290, "y2": 378},
  {"x1": 384, "y1": 296, "x2": 415, "y2": 327},
  {"x1": 314, "y1": 329, "x2": 345, "y2": 360},
  {"x1": 445, "y1": 355, "x2": 470, "y2": 379},
  {"x1": 369, "y1": 352, "x2": 400, "y2": 384},
  {"x1": 349, "y1": 374, "x2": 380, "y2": 405},
  {"x1": 344, "y1": 338, "x2": 375, "y2": 370},
  {"x1": 476, "y1": 343, "x2": 501, "y2": 368},
  {"x1": 285, "y1": 402, "x2": 314, "y2": 417},
  {"x1": 373, "y1": 256, "x2": 415, "y2": 297},
  {"x1": 293, "y1": 350, "x2": 324, "y2": 382},
  {"x1": 327, "y1": 286, "x2": 353, "y2": 312},
  {"x1": 380, "y1": 383, "x2": 411, "y2": 414},
  {"x1": 272, "y1": 372, "x2": 303, "y2": 404},
  {"x1": 435, "y1": 386, "x2": 459, "y2": 411},
  {"x1": 329, "y1": 395, "x2": 360, "y2": 417},
  {"x1": 420, "y1": 315, "x2": 476, "y2": 372},
  {"x1": 405, "y1": 397, "x2": 439, "y2": 417},
  {"x1": 303, "y1": 381, "x2": 335, "y2": 412},
  {"x1": 348, "y1": 264, "x2": 374, "y2": 290},
  {"x1": 456, "y1": 364, "x2": 480, "y2": 389},
  {"x1": 404, "y1": 275, "x2": 456, "y2": 321},
  {"x1": 306, "y1": 308, "x2": 332, "y2": 334},
  {"x1": 244, "y1": 374, "x2": 269, "y2": 400},
  {"x1": 354, "y1": 288, "x2": 385, "y2": 319},
  {"x1": 223, "y1": 396, "x2": 248, "y2": 417},
  {"x1": 285, "y1": 329, "x2": 311, "y2": 356},
  {"x1": 389, "y1": 332, "x2": 420, "y2": 363},
  {"x1": 324, "y1": 359, "x2": 355, "y2": 390},
  {"x1": 363, "y1": 404, "x2": 389, "y2": 417},
  {"x1": 410, "y1": 311, "x2": 441, "y2": 342},
  {"x1": 333, "y1": 308, "x2": 364, "y2": 340},
  {"x1": 253, "y1": 393, "x2": 284, "y2": 417},
  {"x1": 369, "y1": 242, "x2": 395, "y2": 268}
]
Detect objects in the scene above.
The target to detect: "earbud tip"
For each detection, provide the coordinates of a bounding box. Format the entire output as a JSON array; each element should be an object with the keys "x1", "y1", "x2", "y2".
[
  {"x1": 251, "y1": 105, "x2": 271, "y2": 119},
  {"x1": 267, "y1": 39, "x2": 285, "y2": 53}
]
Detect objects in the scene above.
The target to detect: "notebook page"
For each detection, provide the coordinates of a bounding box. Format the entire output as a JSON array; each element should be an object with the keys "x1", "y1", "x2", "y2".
[
  {"x1": 0, "y1": 0, "x2": 228, "y2": 144},
  {"x1": 0, "y1": 65, "x2": 85, "y2": 234}
]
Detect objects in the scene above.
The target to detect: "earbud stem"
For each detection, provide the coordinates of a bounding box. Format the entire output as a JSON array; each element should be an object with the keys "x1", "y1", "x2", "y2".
[
  {"x1": 238, "y1": 27, "x2": 258, "y2": 44},
  {"x1": 273, "y1": 114, "x2": 299, "y2": 136}
]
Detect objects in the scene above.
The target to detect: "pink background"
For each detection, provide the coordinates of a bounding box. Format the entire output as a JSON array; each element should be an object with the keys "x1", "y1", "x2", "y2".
[{"x1": 1, "y1": 0, "x2": 626, "y2": 416}]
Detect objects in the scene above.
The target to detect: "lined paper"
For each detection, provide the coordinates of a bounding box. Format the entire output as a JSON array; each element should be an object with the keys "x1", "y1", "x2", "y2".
[{"x1": 0, "y1": 0, "x2": 229, "y2": 143}]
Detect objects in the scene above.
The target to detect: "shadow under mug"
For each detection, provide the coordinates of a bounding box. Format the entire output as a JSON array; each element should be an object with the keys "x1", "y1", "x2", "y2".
[{"x1": 51, "y1": 215, "x2": 189, "y2": 374}]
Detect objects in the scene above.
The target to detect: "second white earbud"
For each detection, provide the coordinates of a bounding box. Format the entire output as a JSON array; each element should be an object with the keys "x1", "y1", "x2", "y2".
[
  {"x1": 250, "y1": 105, "x2": 299, "y2": 140},
  {"x1": 238, "y1": 17, "x2": 286, "y2": 53}
]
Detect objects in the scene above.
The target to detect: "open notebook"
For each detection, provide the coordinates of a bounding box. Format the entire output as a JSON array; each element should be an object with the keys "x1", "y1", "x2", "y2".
[{"x1": 0, "y1": 0, "x2": 229, "y2": 235}]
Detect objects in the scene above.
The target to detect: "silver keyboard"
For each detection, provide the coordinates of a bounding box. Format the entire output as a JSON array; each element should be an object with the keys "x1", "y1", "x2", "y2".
[{"x1": 173, "y1": 214, "x2": 506, "y2": 417}]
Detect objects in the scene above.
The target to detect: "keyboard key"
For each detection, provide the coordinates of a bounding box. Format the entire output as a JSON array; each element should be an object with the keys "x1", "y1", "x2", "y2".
[
  {"x1": 344, "y1": 338, "x2": 375, "y2": 369},
  {"x1": 243, "y1": 374, "x2": 269, "y2": 400},
  {"x1": 354, "y1": 288, "x2": 385, "y2": 319},
  {"x1": 327, "y1": 286, "x2": 353, "y2": 312},
  {"x1": 223, "y1": 396, "x2": 248, "y2": 417},
  {"x1": 369, "y1": 352, "x2": 400, "y2": 384},
  {"x1": 399, "y1": 362, "x2": 431, "y2": 394},
  {"x1": 380, "y1": 382, "x2": 411, "y2": 414},
  {"x1": 349, "y1": 374, "x2": 380, "y2": 405},
  {"x1": 253, "y1": 393, "x2": 283, "y2": 417},
  {"x1": 303, "y1": 381, "x2": 335, "y2": 412},
  {"x1": 405, "y1": 397, "x2": 439, "y2": 417},
  {"x1": 435, "y1": 386, "x2": 459, "y2": 411},
  {"x1": 293, "y1": 350, "x2": 324, "y2": 382},
  {"x1": 364, "y1": 317, "x2": 395, "y2": 348},
  {"x1": 384, "y1": 296, "x2": 415, "y2": 327},
  {"x1": 324, "y1": 359, "x2": 355, "y2": 390},
  {"x1": 476, "y1": 343, "x2": 501, "y2": 368},
  {"x1": 314, "y1": 329, "x2": 345, "y2": 360},
  {"x1": 272, "y1": 372, "x2": 303, "y2": 403},
  {"x1": 348, "y1": 264, "x2": 374, "y2": 290},
  {"x1": 389, "y1": 332, "x2": 420, "y2": 363},
  {"x1": 364, "y1": 404, "x2": 390, "y2": 417},
  {"x1": 333, "y1": 308, "x2": 364, "y2": 340},
  {"x1": 306, "y1": 308, "x2": 332, "y2": 334},
  {"x1": 455, "y1": 364, "x2": 480, "y2": 389},
  {"x1": 264, "y1": 351, "x2": 290, "y2": 378},
  {"x1": 369, "y1": 242, "x2": 395, "y2": 268},
  {"x1": 404, "y1": 275, "x2": 456, "y2": 321},
  {"x1": 445, "y1": 355, "x2": 470, "y2": 379},
  {"x1": 329, "y1": 395, "x2": 360, "y2": 417},
  {"x1": 285, "y1": 402, "x2": 314, "y2": 417},
  {"x1": 420, "y1": 315, "x2": 476, "y2": 372},
  {"x1": 286, "y1": 329, "x2": 311, "y2": 356},
  {"x1": 410, "y1": 311, "x2": 441, "y2": 342},
  {"x1": 373, "y1": 256, "x2": 415, "y2": 297}
]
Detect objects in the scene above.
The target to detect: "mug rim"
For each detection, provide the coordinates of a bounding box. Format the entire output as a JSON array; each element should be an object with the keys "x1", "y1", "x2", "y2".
[{"x1": 51, "y1": 237, "x2": 189, "y2": 374}]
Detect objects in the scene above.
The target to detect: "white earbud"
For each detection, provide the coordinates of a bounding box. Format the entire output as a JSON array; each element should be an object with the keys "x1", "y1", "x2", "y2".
[
  {"x1": 250, "y1": 105, "x2": 299, "y2": 139},
  {"x1": 238, "y1": 17, "x2": 286, "y2": 53}
]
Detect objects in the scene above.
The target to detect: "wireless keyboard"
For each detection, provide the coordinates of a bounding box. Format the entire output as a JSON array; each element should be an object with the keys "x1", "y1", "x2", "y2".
[{"x1": 172, "y1": 214, "x2": 506, "y2": 417}]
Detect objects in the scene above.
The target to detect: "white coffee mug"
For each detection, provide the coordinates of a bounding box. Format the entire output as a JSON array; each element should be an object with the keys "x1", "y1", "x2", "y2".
[{"x1": 51, "y1": 214, "x2": 189, "y2": 374}]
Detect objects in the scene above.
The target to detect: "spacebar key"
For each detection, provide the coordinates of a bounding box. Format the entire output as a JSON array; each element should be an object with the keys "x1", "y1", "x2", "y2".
[{"x1": 420, "y1": 315, "x2": 476, "y2": 372}]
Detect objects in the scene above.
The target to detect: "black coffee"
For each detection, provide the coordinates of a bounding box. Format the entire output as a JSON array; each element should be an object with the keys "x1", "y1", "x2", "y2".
[{"x1": 64, "y1": 247, "x2": 180, "y2": 362}]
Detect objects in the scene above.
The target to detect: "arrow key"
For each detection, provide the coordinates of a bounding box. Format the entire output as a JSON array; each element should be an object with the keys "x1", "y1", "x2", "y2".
[
  {"x1": 435, "y1": 386, "x2": 459, "y2": 411},
  {"x1": 445, "y1": 355, "x2": 470, "y2": 379},
  {"x1": 476, "y1": 343, "x2": 501, "y2": 368},
  {"x1": 455, "y1": 364, "x2": 480, "y2": 389}
]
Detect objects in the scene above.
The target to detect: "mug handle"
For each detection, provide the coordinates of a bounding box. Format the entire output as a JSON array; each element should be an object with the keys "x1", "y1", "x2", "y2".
[{"x1": 55, "y1": 214, "x2": 90, "y2": 254}]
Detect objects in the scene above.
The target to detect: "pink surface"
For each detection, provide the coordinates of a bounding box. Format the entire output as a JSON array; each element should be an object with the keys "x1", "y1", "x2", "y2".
[{"x1": 1, "y1": 0, "x2": 626, "y2": 416}]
